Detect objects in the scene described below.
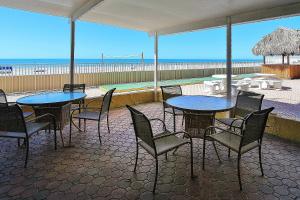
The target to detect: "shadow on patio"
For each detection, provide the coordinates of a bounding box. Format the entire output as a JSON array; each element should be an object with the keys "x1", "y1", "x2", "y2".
[{"x1": 0, "y1": 102, "x2": 299, "y2": 199}]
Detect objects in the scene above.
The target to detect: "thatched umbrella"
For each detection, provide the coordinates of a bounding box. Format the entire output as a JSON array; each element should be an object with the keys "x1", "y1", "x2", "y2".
[{"x1": 252, "y1": 27, "x2": 300, "y2": 64}]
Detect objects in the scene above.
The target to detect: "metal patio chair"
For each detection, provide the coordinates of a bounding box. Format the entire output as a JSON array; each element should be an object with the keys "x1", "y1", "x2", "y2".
[
  {"x1": 217, "y1": 90, "x2": 264, "y2": 130},
  {"x1": 63, "y1": 83, "x2": 86, "y2": 109},
  {"x1": 33, "y1": 103, "x2": 71, "y2": 147},
  {"x1": 203, "y1": 107, "x2": 274, "y2": 191},
  {"x1": 127, "y1": 105, "x2": 194, "y2": 193},
  {"x1": 0, "y1": 89, "x2": 33, "y2": 118},
  {"x1": 0, "y1": 104, "x2": 57, "y2": 168},
  {"x1": 160, "y1": 85, "x2": 184, "y2": 132},
  {"x1": 216, "y1": 90, "x2": 264, "y2": 157},
  {"x1": 71, "y1": 88, "x2": 115, "y2": 144},
  {"x1": 183, "y1": 111, "x2": 221, "y2": 162},
  {"x1": 63, "y1": 83, "x2": 86, "y2": 127}
]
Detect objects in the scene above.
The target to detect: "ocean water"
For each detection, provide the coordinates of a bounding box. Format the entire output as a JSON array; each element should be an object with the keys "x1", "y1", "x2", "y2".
[{"x1": 0, "y1": 58, "x2": 261, "y2": 65}]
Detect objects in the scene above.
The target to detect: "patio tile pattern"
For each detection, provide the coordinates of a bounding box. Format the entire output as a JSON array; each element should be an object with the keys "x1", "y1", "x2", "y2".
[{"x1": 0, "y1": 102, "x2": 299, "y2": 200}]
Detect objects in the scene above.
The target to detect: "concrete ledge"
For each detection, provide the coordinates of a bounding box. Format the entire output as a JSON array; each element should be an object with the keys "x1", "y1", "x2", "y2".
[
  {"x1": 22, "y1": 90, "x2": 299, "y2": 143},
  {"x1": 266, "y1": 114, "x2": 300, "y2": 143},
  {"x1": 85, "y1": 89, "x2": 155, "y2": 109}
]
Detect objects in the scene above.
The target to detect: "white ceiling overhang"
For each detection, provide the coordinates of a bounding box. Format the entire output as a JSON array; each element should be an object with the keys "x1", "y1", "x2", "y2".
[{"x1": 1, "y1": 0, "x2": 300, "y2": 35}]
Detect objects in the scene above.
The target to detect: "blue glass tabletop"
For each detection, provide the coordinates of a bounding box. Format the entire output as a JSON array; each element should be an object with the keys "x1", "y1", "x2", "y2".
[
  {"x1": 16, "y1": 92, "x2": 86, "y2": 106},
  {"x1": 166, "y1": 95, "x2": 235, "y2": 112}
]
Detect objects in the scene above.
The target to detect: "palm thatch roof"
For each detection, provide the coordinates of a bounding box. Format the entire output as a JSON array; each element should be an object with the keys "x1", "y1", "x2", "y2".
[{"x1": 252, "y1": 27, "x2": 300, "y2": 56}]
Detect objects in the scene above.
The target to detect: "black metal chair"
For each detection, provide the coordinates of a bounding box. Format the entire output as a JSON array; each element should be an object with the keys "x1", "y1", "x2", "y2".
[
  {"x1": 0, "y1": 104, "x2": 57, "y2": 168},
  {"x1": 33, "y1": 103, "x2": 71, "y2": 147},
  {"x1": 63, "y1": 83, "x2": 85, "y2": 98},
  {"x1": 216, "y1": 91, "x2": 264, "y2": 157},
  {"x1": 63, "y1": 84, "x2": 86, "y2": 127},
  {"x1": 0, "y1": 89, "x2": 33, "y2": 118},
  {"x1": 203, "y1": 107, "x2": 274, "y2": 191},
  {"x1": 127, "y1": 105, "x2": 194, "y2": 193},
  {"x1": 183, "y1": 111, "x2": 221, "y2": 161},
  {"x1": 217, "y1": 90, "x2": 264, "y2": 129},
  {"x1": 160, "y1": 85, "x2": 184, "y2": 132},
  {"x1": 71, "y1": 88, "x2": 115, "y2": 144}
]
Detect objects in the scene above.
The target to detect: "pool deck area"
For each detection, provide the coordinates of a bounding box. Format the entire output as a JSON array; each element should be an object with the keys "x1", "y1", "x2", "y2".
[{"x1": 6, "y1": 76, "x2": 300, "y2": 121}]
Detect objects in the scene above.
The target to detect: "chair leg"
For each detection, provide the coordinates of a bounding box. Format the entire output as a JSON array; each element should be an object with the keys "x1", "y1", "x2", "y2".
[
  {"x1": 203, "y1": 137, "x2": 206, "y2": 170},
  {"x1": 84, "y1": 119, "x2": 87, "y2": 132},
  {"x1": 54, "y1": 128, "x2": 57, "y2": 150},
  {"x1": 163, "y1": 110, "x2": 166, "y2": 124},
  {"x1": 17, "y1": 138, "x2": 21, "y2": 147},
  {"x1": 134, "y1": 143, "x2": 139, "y2": 172},
  {"x1": 165, "y1": 152, "x2": 168, "y2": 160},
  {"x1": 228, "y1": 148, "x2": 231, "y2": 157},
  {"x1": 259, "y1": 145, "x2": 264, "y2": 176},
  {"x1": 237, "y1": 154, "x2": 242, "y2": 191},
  {"x1": 107, "y1": 114, "x2": 110, "y2": 134},
  {"x1": 212, "y1": 142, "x2": 221, "y2": 162},
  {"x1": 98, "y1": 121, "x2": 102, "y2": 144},
  {"x1": 59, "y1": 129, "x2": 65, "y2": 147},
  {"x1": 153, "y1": 158, "x2": 158, "y2": 193},
  {"x1": 173, "y1": 114, "x2": 176, "y2": 132},
  {"x1": 190, "y1": 142, "x2": 194, "y2": 178},
  {"x1": 69, "y1": 119, "x2": 72, "y2": 145},
  {"x1": 24, "y1": 139, "x2": 29, "y2": 168},
  {"x1": 78, "y1": 105, "x2": 81, "y2": 129}
]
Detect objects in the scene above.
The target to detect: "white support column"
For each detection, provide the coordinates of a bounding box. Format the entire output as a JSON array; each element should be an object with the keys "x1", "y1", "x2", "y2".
[
  {"x1": 70, "y1": 20, "x2": 75, "y2": 85},
  {"x1": 226, "y1": 16, "x2": 232, "y2": 99},
  {"x1": 154, "y1": 32, "x2": 159, "y2": 101}
]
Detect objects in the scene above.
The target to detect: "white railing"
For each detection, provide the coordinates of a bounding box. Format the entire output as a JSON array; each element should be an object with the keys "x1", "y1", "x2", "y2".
[
  {"x1": 0, "y1": 62, "x2": 261, "y2": 76},
  {"x1": 0, "y1": 62, "x2": 262, "y2": 93}
]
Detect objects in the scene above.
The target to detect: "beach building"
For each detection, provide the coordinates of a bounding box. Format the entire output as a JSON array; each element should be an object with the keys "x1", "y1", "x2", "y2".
[
  {"x1": 253, "y1": 27, "x2": 300, "y2": 79},
  {"x1": 0, "y1": 0, "x2": 300, "y2": 199}
]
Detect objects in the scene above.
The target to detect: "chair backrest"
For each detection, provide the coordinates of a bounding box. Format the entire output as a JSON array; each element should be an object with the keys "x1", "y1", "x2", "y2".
[
  {"x1": 0, "y1": 89, "x2": 8, "y2": 106},
  {"x1": 235, "y1": 91, "x2": 264, "y2": 117},
  {"x1": 127, "y1": 105, "x2": 155, "y2": 149},
  {"x1": 100, "y1": 88, "x2": 116, "y2": 115},
  {"x1": 240, "y1": 107, "x2": 274, "y2": 147},
  {"x1": 160, "y1": 85, "x2": 182, "y2": 101},
  {"x1": 33, "y1": 103, "x2": 71, "y2": 129},
  {"x1": 0, "y1": 104, "x2": 26, "y2": 133},
  {"x1": 63, "y1": 84, "x2": 86, "y2": 93},
  {"x1": 184, "y1": 112, "x2": 215, "y2": 138}
]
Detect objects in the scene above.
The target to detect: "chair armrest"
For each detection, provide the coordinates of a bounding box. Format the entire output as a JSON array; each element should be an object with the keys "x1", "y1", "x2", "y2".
[
  {"x1": 85, "y1": 97, "x2": 101, "y2": 108},
  {"x1": 205, "y1": 126, "x2": 242, "y2": 137},
  {"x1": 154, "y1": 131, "x2": 191, "y2": 140},
  {"x1": 27, "y1": 113, "x2": 56, "y2": 127},
  {"x1": 149, "y1": 118, "x2": 167, "y2": 131},
  {"x1": 230, "y1": 118, "x2": 245, "y2": 128}
]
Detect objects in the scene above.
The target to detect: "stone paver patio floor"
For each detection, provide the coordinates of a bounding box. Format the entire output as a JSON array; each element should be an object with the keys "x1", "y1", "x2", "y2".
[{"x1": 0, "y1": 103, "x2": 300, "y2": 200}]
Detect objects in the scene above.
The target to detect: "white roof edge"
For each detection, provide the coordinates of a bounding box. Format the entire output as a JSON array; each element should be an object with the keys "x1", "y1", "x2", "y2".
[
  {"x1": 71, "y1": 0, "x2": 105, "y2": 21},
  {"x1": 151, "y1": 2, "x2": 300, "y2": 36}
]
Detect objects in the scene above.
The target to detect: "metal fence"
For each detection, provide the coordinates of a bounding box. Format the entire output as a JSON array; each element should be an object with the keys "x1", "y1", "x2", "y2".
[{"x1": 0, "y1": 62, "x2": 261, "y2": 93}]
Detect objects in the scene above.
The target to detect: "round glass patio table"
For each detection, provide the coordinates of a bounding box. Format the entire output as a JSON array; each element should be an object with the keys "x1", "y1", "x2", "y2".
[
  {"x1": 166, "y1": 95, "x2": 235, "y2": 113},
  {"x1": 16, "y1": 92, "x2": 86, "y2": 106}
]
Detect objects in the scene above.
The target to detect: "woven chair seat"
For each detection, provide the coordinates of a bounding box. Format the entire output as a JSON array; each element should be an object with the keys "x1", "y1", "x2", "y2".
[
  {"x1": 209, "y1": 131, "x2": 259, "y2": 154},
  {"x1": 26, "y1": 122, "x2": 50, "y2": 135},
  {"x1": 217, "y1": 118, "x2": 243, "y2": 128},
  {"x1": 0, "y1": 122, "x2": 49, "y2": 138},
  {"x1": 73, "y1": 111, "x2": 101, "y2": 120},
  {"x1": 139, "y1": 132, "x2": 190, "y2": 156},
  {"x1": 23, "y1": 112, "x2": 33, "y2": 118}
]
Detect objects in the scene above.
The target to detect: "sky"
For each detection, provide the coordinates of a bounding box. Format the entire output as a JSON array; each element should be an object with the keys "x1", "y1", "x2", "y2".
[{"x1": 0, "y1": 6, "x2": 300, "y2": 60}]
